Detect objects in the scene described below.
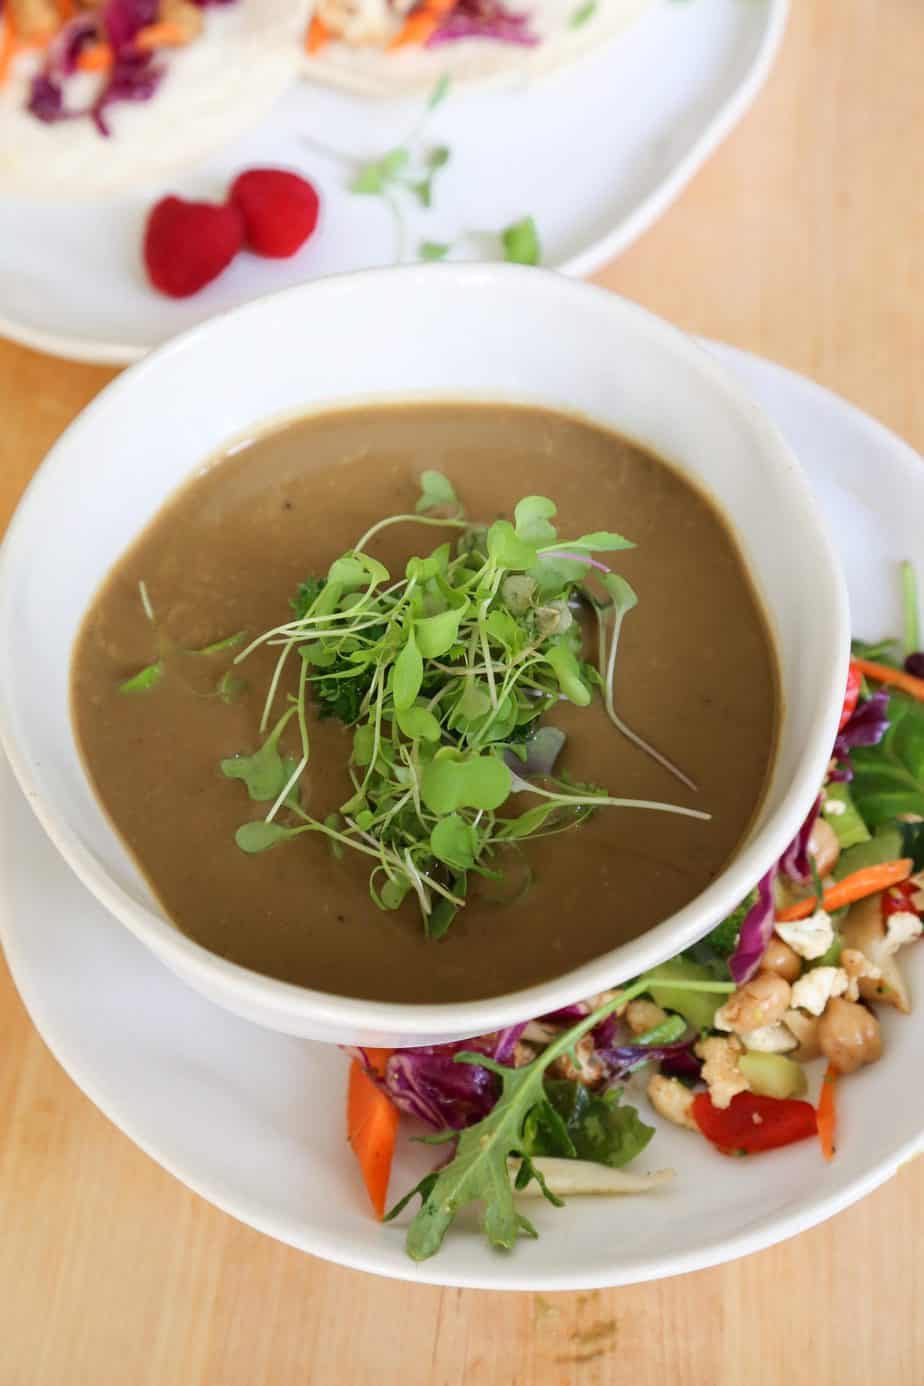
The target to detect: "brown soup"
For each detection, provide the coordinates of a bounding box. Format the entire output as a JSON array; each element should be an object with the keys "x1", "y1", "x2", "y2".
[{"x1": 71, "y1": 403, "x2": 778, "y2": 1003}]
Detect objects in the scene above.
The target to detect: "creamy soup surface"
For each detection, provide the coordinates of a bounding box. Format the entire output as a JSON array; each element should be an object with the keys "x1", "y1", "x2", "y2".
[{"x1": 71, "y1": 404, "x2": 779, "y2": 1003}]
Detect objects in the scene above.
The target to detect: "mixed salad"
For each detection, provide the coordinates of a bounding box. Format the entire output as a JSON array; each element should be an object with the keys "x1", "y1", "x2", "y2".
[
  {"x1": 345, "y1": 562, "x2": 924, "y2": 1261},
  {"x1": 305, "y1": 0, "x2": 544, "y2": 56},
  {"x1": 0, "y1": 0, "x2": 232, "y2": 134}
]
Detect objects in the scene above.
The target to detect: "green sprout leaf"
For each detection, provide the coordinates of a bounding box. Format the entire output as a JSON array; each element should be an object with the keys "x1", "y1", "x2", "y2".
[
  {"x1": 220, "y1": 710, "x2": 296, "y2": 801},
  {"x1": 415, "y1": 606, "x2": 466, "y2": 658},
  {"x1": 501, "y1": 216, "x2": 541, "y2": 267},
  {"x1": 187, "y1": 631, "x2": 247, "y2": 657},
  {"x1": 119, "y1": 661, "x2": 164, "y2": 694},
  {"x1": 487, "y1": 520, "x2": 539, "y2": 571},
  {"x1": 395, "y1": 704, "x2": 442, "y2": 743},
  {"x1": 544, "y1": 646, "x2": 591, "y2": 706},
  {"x1": 421, "y1": 753, "x2": 512, "y2": 813},
  {"x1": 430, "y1": 813, "x2": 479, "y2": 870},
  {"x1": 393, "y1": 630, "x2": 424, "y2": 709},
  {"x1": 514, "y1": 496, "x2": 558, "y2": 545},
  {"x1": 235, "y1": 821, "x2": 300, "y2": 853},
  {"x1": 351, "y1": 148, "x2": 410, "y2": 196},
  {"x1": 427, "y1": 73, "x2": 451, "y2": 109},
  {"x1": 416, "y1": 470, "x2": 460, "y2": 515}
]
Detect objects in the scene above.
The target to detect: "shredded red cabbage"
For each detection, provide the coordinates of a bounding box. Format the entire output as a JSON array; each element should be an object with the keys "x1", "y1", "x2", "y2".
[
  {"x1": 24, "y1": 0, "x2": 214, "y2": 135},
  {"x1": 728, "y1": 866, "x2": 778, "y2": 986},
  {"x1": 834, "y1": 689, "x2": 890, "y2": 764},
  {"x1": 779, "y1": 795, "x2": 822, "y2": 885},
  {"x1": 596, "y1": 1036, "x2": 699, "y2": 1084},
  {"x1": 427, "y1": 0, "x2": 539, "y2": 47}
]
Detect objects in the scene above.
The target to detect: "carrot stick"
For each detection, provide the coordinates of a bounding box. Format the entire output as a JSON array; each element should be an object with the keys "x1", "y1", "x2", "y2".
[
  {"x1": 817, "y1": 1064, "x2": 837, "y2": 1161},
  {"x1": 347, "y1": 1058, "x2": 398, "y2": 1220},
  {"x1": 135, "y1": 21, "x2": 189, "y2": 50},
  {"x1": 56, "y1": 0, "x2": 74, "y2": 20},
  {"x1": 76, "y1": 40, "x2": 112, "y2": 71},
  {"x1": 304, "y1": 11, "x2": 329, "y2": 54},
  {"x1": 852, "y1": 657, "x2": 924, "y2": 704},
  {"x1": 388, "y1": 0, "x2": 456, "y2": 50},
  {"x1": 363, "y1": 1047, "x2": 393, "y2": 1078},
  {"x1": 0, "y1": 15, "x2": 17, "y2": 85},
  {"x1": 775, "y1": 859, "x2": 913, "y2": 923}
]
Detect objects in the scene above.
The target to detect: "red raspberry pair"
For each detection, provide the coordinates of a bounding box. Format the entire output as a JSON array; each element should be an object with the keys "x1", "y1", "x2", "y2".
[{"x1": 145, "y1": 169, "x2": 320, "y2": 299}]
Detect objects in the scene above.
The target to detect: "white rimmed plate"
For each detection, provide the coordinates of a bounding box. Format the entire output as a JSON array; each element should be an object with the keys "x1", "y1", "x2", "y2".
[
  {"x1": 2, "y1": 341, "x2": 920, "y2": 1290},
  {"x1": 0, "y1": 0, "x2": 787, "y2": 365}
]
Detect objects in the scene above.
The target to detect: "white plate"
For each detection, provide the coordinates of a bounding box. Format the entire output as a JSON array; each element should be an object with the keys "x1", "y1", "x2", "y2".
[
  {"x1": 2, "y1": 341, "x2": 921, "y2": 1290},
  {"x1": 0, "y1": 0, "x2": 786, "y2": 365}
]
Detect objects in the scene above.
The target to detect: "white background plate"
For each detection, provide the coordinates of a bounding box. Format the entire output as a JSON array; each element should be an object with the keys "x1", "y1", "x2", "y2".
[
  {"x1": 2, "y1": 342, "x2": 922, "y2": 1291},
  {"x1": 0, "y1": 0, "x2": 786, "y2": 365}
]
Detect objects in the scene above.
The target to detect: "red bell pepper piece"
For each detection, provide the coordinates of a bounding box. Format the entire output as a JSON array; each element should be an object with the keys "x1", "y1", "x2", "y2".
[
  {"x1": 691, "y1": 1090, "x2": 818, "y2": 1155},
  {"x1": 839, "y1": 661, "x2": 862, "y2": 731},
  {"x1": 881, "y1": 878, "x2": 920, "y2": 921}
]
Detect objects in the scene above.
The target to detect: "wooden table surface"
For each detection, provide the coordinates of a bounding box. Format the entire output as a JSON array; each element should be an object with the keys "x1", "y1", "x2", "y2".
[{"x1": 2, "y1": 2, "x2": 923, "y2": 1382}]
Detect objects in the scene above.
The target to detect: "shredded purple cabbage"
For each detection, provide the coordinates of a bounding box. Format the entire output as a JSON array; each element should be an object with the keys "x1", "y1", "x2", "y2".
[
  {"x1": 779, "y1": 795, "x2": 822, "y2": 885},
  {"x1": 597, "y1": 1037, "x2": 699, "y2": 1084},
  {"x1": 834, "y1": 689, "x2": 890, "y2": 763},
  {"x1": 728, "y1": 867, "x2": 778, "y2": 986},
  {"x1": 427, "y1": 0, "x2": 539, "y2": 48},
  {"x1": 24, "y1": 0, "x2": 206, "y2": 135}
]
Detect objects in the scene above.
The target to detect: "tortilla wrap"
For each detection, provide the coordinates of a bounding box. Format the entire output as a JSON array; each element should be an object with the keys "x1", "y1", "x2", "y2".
[
  {"x1": 0, "y1": 0, "x2": 304, "y2": 201},
  {"x1": 298, "y1": 0, "x2": 653, "y2": 98}
]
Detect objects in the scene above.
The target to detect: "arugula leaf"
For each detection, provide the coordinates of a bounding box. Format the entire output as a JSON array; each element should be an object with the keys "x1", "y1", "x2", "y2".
[
  {"x1": 501, "y1": 216, "x2": 541, "y2": 267},
  {"x1": 523, "y1": 1080, "x2": 654, "y2": 1169},
  {"x1": 386, "y1": 976, "x2": 729, "y2": 1259},
  {"x1": 851, "y1": 691, "x2": 924, "y2": 825}
]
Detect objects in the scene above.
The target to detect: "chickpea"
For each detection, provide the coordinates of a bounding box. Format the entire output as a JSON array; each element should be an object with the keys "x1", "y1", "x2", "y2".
[
  {"x1": 714, "y1": 971, "x2": 792, "y2": 1035},
  {"x1": 817, "y1": 998, "x2": 882, "y2": 1074},
  {"x1": 760, "y1": 938, "x2": 802, "y2": 983},
  {"x1": 809, "y1": 817, "x2": 841, "y2": 878},
  {"x1": 625, "y1": 999, "x2": 668, "y2": 1036}
]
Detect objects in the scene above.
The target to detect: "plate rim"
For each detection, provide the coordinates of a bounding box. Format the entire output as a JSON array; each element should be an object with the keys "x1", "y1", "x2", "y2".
[
  {"x1": 3, "y1": 337, "x2": 921, "y2": 1291},
  {"x1": 0, "y1": 0, "x2": 789, "y2": 368}
]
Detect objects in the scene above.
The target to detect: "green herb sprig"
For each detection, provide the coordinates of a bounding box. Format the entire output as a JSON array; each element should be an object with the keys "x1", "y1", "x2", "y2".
[{"x1": 222, "y1": 473, "x2": 707, "y2": 935}]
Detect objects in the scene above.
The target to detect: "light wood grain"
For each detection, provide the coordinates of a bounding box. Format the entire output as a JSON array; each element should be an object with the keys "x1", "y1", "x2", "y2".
[{"x1": 2, "y1": 2, "x2": 924, "y2": 1382}]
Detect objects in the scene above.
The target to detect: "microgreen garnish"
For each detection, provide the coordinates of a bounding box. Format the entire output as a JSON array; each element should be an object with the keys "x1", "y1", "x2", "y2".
[
  {"x1": 350, "y1": 148, "x2": 410, "y2": 197},
  {"x1": 410, "y1": 146, "x2": 451, "y2": 209},
  {"x1": 223, "y1": 475, "x2": 709, "y2": 934},
  {"x1": 119, "y1": 661, "x2": 163, "y2": 694},
  {"x1": 385, "y1": 975, "x2": 733, "y2": 1259},
  {"x1": 501, "y1": 216, "x2": 541, "y2": 267},
  {"x1": 570, "y1": 0, "x2": 597, "y2": 26},
  {"x1": 427, "y1": 73, "x2": 451, "y2": 111}
]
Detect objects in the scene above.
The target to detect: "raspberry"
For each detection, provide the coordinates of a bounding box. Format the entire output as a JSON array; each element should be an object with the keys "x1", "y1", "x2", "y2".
[
  {"x1": 229, "y1": 169, "x2": 320, "y2": 259},
  {"x1": 143, "y1": 196, "x2": 243, "y2": 298}
]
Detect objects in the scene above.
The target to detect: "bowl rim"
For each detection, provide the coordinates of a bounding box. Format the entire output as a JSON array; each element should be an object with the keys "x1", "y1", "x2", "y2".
[{"x1": 0, "y1": 264, "x2": 851, "y2": 1036}]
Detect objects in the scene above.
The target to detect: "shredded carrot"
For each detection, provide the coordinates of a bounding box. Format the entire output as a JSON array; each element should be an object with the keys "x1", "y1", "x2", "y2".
[
  {"x1": 362, "y1": 1047, "x2": 394, "y2": 1078},
  {"x1": 305, "y1": 11, "x2": 329, "y2": 54},
  {"x1": 76, "y1": 40, "x2": 112, "y2": 71},
  {"x1": 135, "y1": 21, "x2": 189, "y2": 51},
  {"x1": 56, "y1": 0, "x2": 75, "y2": 21},
  {"x1": 817, "y1": 1063, "x2": 837, "y2": 1161},
  {"x1": 776, "y1": 859, "x2": 913, "y2": 923},
  {"x1": 852, "y1": 656, "x2": 924, "y2": 704},
  {"x1": 347, "y1": 1058, "x2": 398, "y2": 1220},
  {"x1": 388, "y1": 0, "x2": 456, "y2": 51},
  {"x1": 0, "y1": 14, "x2": 17, "y2": 85}
]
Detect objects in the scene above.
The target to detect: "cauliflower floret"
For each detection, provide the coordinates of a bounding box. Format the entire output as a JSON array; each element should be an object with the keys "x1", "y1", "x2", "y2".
[
  {"x1": 774, "y1": 910, "x2": 835, "y2": 961},
  {"x1": 740, "y1": 1022, "x2": 798, "y2": 1053},
  {"x1": 883, "y1": 911, "x2": 923, "y2": 955},
  {"x1": 547, "y1": 1034, "x2": 604, "y2": 1088},
  {"x1": 647, "y1": 1074, "x2": 698, "y2": 1131},
  {"x1": 841, "y1": 947, "x2": 882, "y2": 1002},
  {"x1": 790, "y1": 965, "x2": 849, "y2": 1016},
  {"x1": 695, "y1": 1035, "x2": 749, "y2": 1110}
]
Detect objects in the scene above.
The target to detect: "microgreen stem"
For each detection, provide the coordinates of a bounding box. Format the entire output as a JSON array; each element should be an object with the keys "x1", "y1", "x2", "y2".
[
  {"x1": 138, "y1": 579, "x2": 155, "y2": 624},
  {"x1": 508, "y1": 777, "x2": 710, "y2": 822},
  {"x1": 353, "y1": 513, "x2": 470, "y2": 553}
]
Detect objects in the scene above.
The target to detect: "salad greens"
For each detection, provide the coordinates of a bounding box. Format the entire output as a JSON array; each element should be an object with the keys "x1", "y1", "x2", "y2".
[
  {"x1": 385, "y1": 975, "x2": 732, "y2": 1260},
  {"x1": 223, "y1": 471, "x2": 707, "y2": 936}
]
